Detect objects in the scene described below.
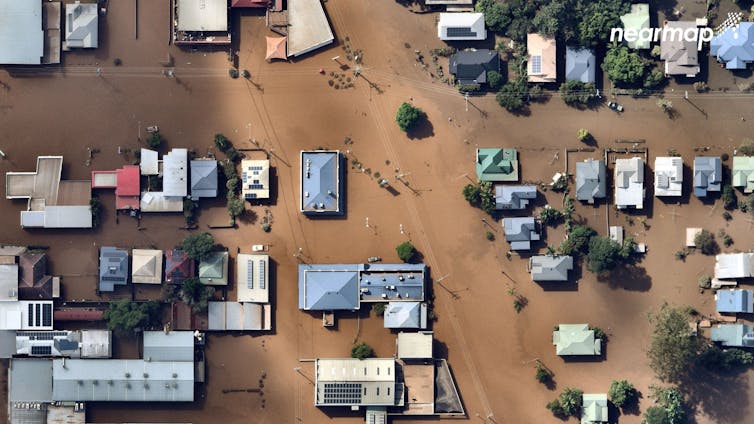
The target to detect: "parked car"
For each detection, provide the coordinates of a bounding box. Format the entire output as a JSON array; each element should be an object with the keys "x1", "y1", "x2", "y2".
[
  {"x1": 367, "y1": 256, "x2": 381, "y2": 263},
  {"x1": 607, "y1": 102, "x2": 624, "y2": 112}
]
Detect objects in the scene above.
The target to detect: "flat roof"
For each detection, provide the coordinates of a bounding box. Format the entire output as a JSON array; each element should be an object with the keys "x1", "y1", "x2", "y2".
[
  {"x1": 143, "y1": 331, "x2": 195, "y2": 362},
  {"x1": 0, "y1": 263, "x2": 18, "y2": 302},
  {"x1": 397, "y1": 331, "x2": 433, "y2": 359},
  {"x1": 140, "y1": 191, "x2": 184, "y2": 212},
  {"x1": 237, "y1": 254, "x2": 270, "y2": 303},
  {"x1": 176, "y1": 0, "x2": 228, "y2": 31},
  {"x1": 163, "y1": 149, "x2": 188, "y2": 197},
  {"x1": 287, "y1": 0, "x2": 335, "y2": 57},
  {"x1": 0, "y1": 0, "x2": 44, "y2": 64},
  {"x1": 208, "y1": 301, "x2": 270, "y2": 330},
  {"x1": 10, "y1": 359, "x2": 53, "y2": 402}
]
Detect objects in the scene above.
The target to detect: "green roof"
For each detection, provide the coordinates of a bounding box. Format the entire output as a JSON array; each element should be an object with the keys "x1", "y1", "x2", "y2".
[
  {"x1": 733, "y1": 156, "x2": 754, "y2": 193},
  {"x1": 553, "y1": 324, "x2": 601, "y2": 356},
  {"x1": 620, "y1": 4, "x2": 650, "y2": 49},
  {"x1": 476, "y1": 148, "x2": 519, "y2": 182},
  {"x1": 581, "y1": 393, "x2": 608, "y2": 423},
  {"x1": 199, "y1": 251, "x2": 228, "y2": 285}
]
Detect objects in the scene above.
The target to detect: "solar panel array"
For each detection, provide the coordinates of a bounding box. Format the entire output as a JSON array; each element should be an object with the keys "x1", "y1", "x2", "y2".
[
  {"x1": 28, "y1": 303, "x2": 34, "y2": 327},
  {"x1": 18, "y1": 331, "x2": 68, "y2": 340},
  {"x1": 531, "y1": 55, "x2": 542, "y2": 74},
  {"x1": 259, "y1": 260, "x2": 266, "y2": 289},
  {"x1": 322, "y1": 383, "x2": 363, "y2": 404},
  {"x1": 31, "y1": 345, "x2": 52, "y2": 356},
  {"x1": 247, "y1": 260, "x2": 254, "y2": 289},
  {"x1": 446, "y1": 27, "x2": 476, "y2": 38},
  {"x1": 43, "y1": 304, "x2": 52, "y2": 327}
]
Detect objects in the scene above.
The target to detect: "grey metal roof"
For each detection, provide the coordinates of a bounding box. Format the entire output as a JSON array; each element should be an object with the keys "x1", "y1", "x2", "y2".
[
  {"x1": 711, "y1": 324, "x2": 754, "y2": 347},
  {"x1": 661, "y1": 21, "x2": 700, "y2": 76},
  {"x1": 0, "y1": 330, "x2": 15, "y2": 358},
  {"x1": 298, "y1": 266, "x2": 360, "y2": 310},
  {"x1": 494, "y1": 185, "x2": 536, "y2": 210},
  {"x1": 10, "y1": 359, "x2": 53, "y2": 402},
  {"x1": 383, "y1": 302, "x2": 426, "y2": 329},
  {"x1": 143, "y1": 331, "x2": 194, "y2": 362},
  {"x1": 565, "y1": 47, "x2": 595, "y2": 83},
  {"x1": 0, "y1": 0, "x2": 44, "y2": 64},
  {"x1": 716, "y1": 289, "x2": 754, "y2": 313},
  {"x1": 576, "y1": 159, "x2": 606, "y2": 202},
  {"x1": 553, "y1": 324, "x2": 601, "y2": 356},
  {"x1": 190, "y1": 160, "x2": 218, "y2": 200},
  {"x1": 208, "y1": 301, "x2": 268, "y2": 330},
  {"x1": 693, "y1": 156, "x2": 722, "y2": 197},
  {"x1": 503, "y1": 217, "x2": 540, "y2": 250},
  {"x1": 99, "y1": 247, "x2": 128, "y2": 292},
  {"x1": 301, "y1": 151, "x2": 342, "y2": 214},
  {"x1": 530, "y1": 256, "x2": 573, "y2": 281},
  {"x1": 448, "y1": 49, "x2": 500, "y2": 85},
  {"x1": 52, "y1": 359, "x2": 194, "y2": 402}
]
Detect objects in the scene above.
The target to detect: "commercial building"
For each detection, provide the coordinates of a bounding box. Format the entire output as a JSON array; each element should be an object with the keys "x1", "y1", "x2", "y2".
[
  {"x1": 476, "y1": 148, "x2": 518, "y2": 182},
  {"x1": 287, "y1": 0, "x2": 335, "y2": 56},
  {"x1": 64, "y1": 1, "x2": 98, "y2": 49},
  {"x1": 0, "y1": 300, "x2": 54, "y2": 330},
  {"x1": 237, "y1": 254, "x2": 270, "y2": 303},
  {"x1": 241, "y1": 159, "x2": 270, "y2": 200},
  {"x1": 173, "y1": 0, "x2": 230, "y2": 45},
  {"x1": 301, "y1": 150, "x2": 343, "y2": 215},
  {"x1": 693, "y1": 156, "x2": 722, "y2": 197},
  {"x1": 0, "y1": 0, "x2": 61, "y2": 64},
  {"x1": 660, "y1": 21, "x2": 700, "y2": 77},
  {"x1": 527, "y1": 33, "x2": 557, "y2": 83},
  {"x1": 396, "y1": 331, "x2": 433, "y2": 360},
  {"x1": 10, "y1": 329, "x2": 111, "y2": 358},
  {"x1": 614, "y1": 157, "x2": 645, "y2": 209},
  {"x1": 437, "y1": 13, "x2": 485, "y2": 41},
  {"x1": 576, "y1": 159, "x2": 606, "y2": 203},
  {"x1": 315, "y1": 358, "x2": 402, "y2": 407},
  {"x1": 553, "y1": 324, "x2": 601, "y2": 356},
  {"x1": 654, "y1": 157, "x2": 683, "y2": 197},
  {"x1": 208, "y1": 301, "x2": 271, "y2": 331},
  {"x1": 99, "y1": 247, "x2": 128, "y2": 292}
]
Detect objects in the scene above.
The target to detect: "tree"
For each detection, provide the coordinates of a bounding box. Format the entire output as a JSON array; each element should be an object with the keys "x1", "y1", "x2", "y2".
[
  {"x1": 180, "y1": 277, "x2": 215, "y2": 313},
  {"x1": 103, "y1": 300, "x2": 160, "y2": 334},
  {"x1": 698, "y1": 345, "x2": 754, "y2": 371},
  {"x1": 535, "y1": 363, "x2": 553, "y2": 384},
  {"x1": 475, "y1": 0, "x2": 512, "y2": 33},
  {"x1": 214, "y1": 133, "x2": 230, "y2": 152},
  {"x1": 181, "y1": 232, "x2": 215, "y2": 260},
  {"x1": 647, "y1": 304, "x2": 703, "y2": 382},
  {"x1": 648, "y1": 386, "x2": 685, "y2": 424},
  {"x1": 644, "y1": 68, "x2": 666, "y2": 89},
  {"x1": 558, "y1": 225, "x2": 596, "y2": 256},
  {"x1": 539, "y1": 206, "x2": 563, "y2": 226},
  {"x1": 372, "y1": 303, "x2": 386, "y2": 316},
  {"x1": 89, "y1": 197, "x2": 103, "y2": 227},
  {"x1": 487, "y1": 70, "x2": 503, "y2": 90},
  {"x1": 657, "y1": 99, "x2": 674, "y2": 116},
  {"x1": 532, "y1": 0, "x2": 567, "y2": 37},
  {"x1": 396, "y1": 241, "x2": 417, "y2": 263},
  {"x1": 146, "y1": 132, "x2": 163, "y2": 149},
  {"x1": 351, "y1": 342, "x2": 374, "y2": 359},
  {"x1": 228, "y1": 68, "x2": 239, "y2": 79},
  {"x1": 722, "y1": 184, "x2": 737, "y2": 210},
  {"x1": 693, "y1": 229, "x2": 718, "y2": 255},
  {"x1": 577, "y1": 128, "x2": 592, "y2": 143},
  {"x1": 739, "y1": 138, "x2": 754, "y2": 156},
  {"x1": 603, "y1": 45, "x2": 647, "y2": 87},
  {"x1": 462, "y1": 181, "x2": 495, "y2": 214},
  {"x1": 559, "y1": 387, "x2": 584, "y2": 416},
  {"x1": 227, "y1": 196, "x2": 245, "y2": 219},
  {"x1": 546, "y1": 399, "x2": 566, "y2": 418},
  {"x1": 496, "y1": 81, "x2": 526, "y2": 112},
  {"x1": 559, "y1": 80, "x2": 597, "y2": 106},
  {"x1": 576, "y1": 0, "x2": 631, "y2": 47},
  {"x1": 395, "y1": 102, "x2": 425, "y2": 132},
  {"x1": 643, "y1": 406, "x2": 669, "y2": 424},
  {"x1": 609, "y1": 380, "x2": 637, "y2": 408}
]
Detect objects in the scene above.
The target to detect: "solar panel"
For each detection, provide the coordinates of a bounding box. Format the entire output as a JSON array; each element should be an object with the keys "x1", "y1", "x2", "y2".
[
  {"x1": 43, "y1": 304, "x2": 52, "y2": 327},
  {"x1": 247, "y1": 260, "x2": 254, "y2": 289},
  {"x1": 531, "y1": 55, "x2": 542, "y2": 74},
  {"x1": 31, "y1": 345, "x2": 52, "y2": 356},
  {"x1": 446, "y1": 27, "x2": 476, "y2": 38},
  {"x1": 322, "y1": 383, "x2": 362, "y2": 404},
  {"x1": 35, "y1": 303, "x2": 41, "y2": 327},
  {"x1": 259, "y1": 260, "x2": 266, "y2": 290},
  {"x1": 28, "y1": 304, "x2": 34, "y2": 326}
]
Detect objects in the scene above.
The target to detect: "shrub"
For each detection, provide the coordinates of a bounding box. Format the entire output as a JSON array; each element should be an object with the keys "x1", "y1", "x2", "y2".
[
  {"x1": 395, "y1": 102, "x2": 425, "y2": 132},
  {"x1": 739, "y1": 138, "x2": 754, "y2": 156},
  {"x1": 722, "y1": 184, "x2": 737, "y2": 210},
  {"x1": 528, "y1": 84, "x2": 548, "y2": 102},
  {"x1": 694, "y1": 230, "x2": 718, "y2": 255},
  {"x1": 546, "y1": 399, "x2": 565, "y2": 417},
  {"x1": 559, "y1": 387, "x2": 584, "y2": 416},
  {"x1": 457, "y1": 83, "x2": 481, "y2": 93},
  {"x1": 643, "y1": 406, "x2": 669, "y2": 424},
  {"x1": 228, "y1": 68, "x2": 239, "y2": 78},
  {"x1": 372, "y1": 303, "x2": 386, "y2": 316},
  {"x1": 609, "y1": 380, "x2": 637, "y2": 408},
  {"x1": 114, "y1": 57, "x2": 122, "y2": 66},
  {"x1": 146, "y1": 132, "x2": 162, "y2": 149},
  {"x1": 722, "y1": 211, "x2": 732, "y2": 221},
  {"x1": 396, "y1": 241, "x2": 417, "y2": 263},
  {"x1": 214, "y1": 133, "x2": 230, "y2": 152},
  {"x1": 644, "y1": 68, "x2": 666, "y2": 89},
  {"x1": 674, "y1": 249, "x2": 689, "y2": 261},
  {"x1": 351, "y1": 342, "x2": 374, "y2": 359},
  {"x1": 485, "y1": 231, "x2": 495, "y2": 241},
  {"x1": 535, "y1": 363, "x2": 552, "y2": 384},
  {"x1": 722, "y1": 233, "x2": 733, "y2": 247},
  {"x1": 592, "y1": 326, "x2": 606, "y2": 340},
  {"x1": 577, "y1": 128, "x2": 592, "y2": 143},
  {"x1": 487, "y1": 70, "x2": 503, "y2": 90},
  {"x1": 241, "y1": 69, "x2": 250, "y2": 78},
  {"x1": 89, "y1": 197, "x2": 103, "y2": 228},
  {"x1": 694, "y1": 81, "x2": 709, "y2": 92},
  {"x1": 698, "y1": 345, "x2": 754, "y2": 370},
  {"x1": 539, "y1": 206, "x2": 563, "y2": 226},
  {"x1": 559, "y1": 80, "x2": 596, "y2": 106},
  {"x1": 698, "y1": 275, "x2": 711, "y2": 289}
]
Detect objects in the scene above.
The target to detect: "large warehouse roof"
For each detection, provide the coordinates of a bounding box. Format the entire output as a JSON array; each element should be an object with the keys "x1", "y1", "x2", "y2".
[{"x1": 0, "y1": 0, "x2": 44, "y2": 64}]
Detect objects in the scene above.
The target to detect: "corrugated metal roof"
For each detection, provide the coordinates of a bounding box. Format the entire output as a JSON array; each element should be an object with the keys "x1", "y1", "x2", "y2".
[
  {"x1": 10, "y1": 359, "x2": 53, "y2": 402},
  {"x1": 143, "y1": 331, "x2": 194, "y2": 362},
  {"x1": 0, "y1": 0, "x2": 44, "y2": 64}
]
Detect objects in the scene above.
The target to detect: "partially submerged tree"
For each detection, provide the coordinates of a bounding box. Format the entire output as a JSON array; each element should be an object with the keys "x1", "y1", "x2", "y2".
[
  {"x1": 180, "y1": 277, "x2": 215, "y2": 313},
  {"x1": 559, "y1": 387, "x2": 584, "y2": 417},
  {"x1": 558, "y1": 225, "x2": 596, "y2": 256},
  {"x1": 146, "y1": 132, "x2": 163, "y2": 150},
  {"x1": 559, "y1": 80, "x2": 597, "y2": 106},
  {"x1": 462, "y1": 181, "x2": 495, "y2": 214},
  {"x1": 647, "y1": 385, "x2": 685, "y2": 424},
  {"x1": 351, "y1": 342, "x2": 374, "y2": 359},
  {"x1": 603, "y1": 45, "x2": 647, "y2": 87},
  {"x1": 722, "y1": 184, "x2": 737, "y2": 210},
  {"x1": 647, "y1": 304, "x2": 703, "y2": 382},
  {"x1": 396, "y1": 241, "x2": 418, "y2": 263},
  {"x1": 496, "y1": 81, "x2": 526, "y2": 112},
  {"x1": 395, "y1": 102, "x2": 425, "y2": 132},
  {"x1": 609, "y1": 379, "x2": 637, "y2": 408},
  {"x1": 104, "y1": 300, "x2": 160, "y2": 335},
  {"x1": 181, "y1": 232, "x2": 216, "y2": 261},
  {"x1": 693, "y1": 229, "x2": 718, "y2": 255},
  {"x1": 487, "y1": 70, "x2": 504, "y2": 90}
]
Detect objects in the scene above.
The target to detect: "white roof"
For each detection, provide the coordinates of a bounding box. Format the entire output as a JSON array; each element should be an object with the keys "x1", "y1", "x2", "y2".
[
  {"x1": 176, "y1": 0, "x2": 228, "y2": 31},
  {"x1": 0, "y1": 301, "x2": 53, "y2": 330},
  {"x1": 42, "y1": 206, "x2": 93, "y2": 228},
  {"x1": 241, "y1": 159, "x2": 270, "y2": 200},
  {"x1": 715, "y1": 253, "x2": 754, "y2": 280},
  {"x1": 0, "y1": 264, "x2": 18, "y2": 302},
  {"x1": 131, "y1": 249, "x2": 163, "y2": 284},
  {"x1": 397, "y1": 331, "x2": 433, "y2": 359},
  {"x1": 654, "y1": 157, "x2": 683, "y2": 196},
  {"x1": 287, "y1": 0, "x2": 335, "y2": 57},
  {"x1": 65, "y1": 2, "x2": 98, "y2": 48},
  {"x1": 163, "y1": 149, "x2": 188, "y2": 197},
  {"x1": 315, "y1": 358, "x2": 397, "y2": 406},
  {"x1": 140, "y1": 192, "x2": 184, "y2": 212},
  {"x1": 0, "y1": 0, "x2": 44, "y2": 64},
  {"x1": 438, "y1": 13, "x2": 486, "y2": 41},
  {"x1": 140, "y1": 149, "x2": 159, "y2": 175},
  {"x1": 614, "y1": 157, "x2": 644, "y2": 209},
  {"x1": 236, "y1": 254, "x2": 270, "y2": 303}
]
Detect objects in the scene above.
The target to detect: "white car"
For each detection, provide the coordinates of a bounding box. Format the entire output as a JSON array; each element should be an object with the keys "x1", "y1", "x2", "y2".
[{"x1": 252, "y1": 244, "x2": 265, "y2": 252}]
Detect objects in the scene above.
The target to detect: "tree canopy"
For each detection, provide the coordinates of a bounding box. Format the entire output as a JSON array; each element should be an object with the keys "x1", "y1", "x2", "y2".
[
  {"x1": 647, "y1": 305, "x2": 703, "y2": 382},
  {"x1": 351, "y1": 342, "x2": 374, "y2": 359},
  {"x1": 693, "y1": 229, "x2": 719, "y2": 255},
  {"x1": 462, "y1": 181, "x2": 496, "y2": 214},
  {"x1": 103, "y1": 300, "x2": 161, "y2": 334},
  {"x1": 486, "y1": 70, "x2": 504, "y2": 90},
  {"x1": 585, "y1": 236, "x2": 630, "y2": 274},
  {"x1": 576, "y1": 0, "x2": 630, "y2": 47},
  {"x1": 558, "y1": 225, "x2": 596, "y2": 256},
  {"x1": 609, "y1": 379, "x2": 637, "y2": 408},
  {"x1": 396, "y1": 241, "x2": 418, "y2": 263},
  {"x1": 603, "y1": 45, "x2": 647, "y2": 87},
  {"x1": 395, "y1": 102, "x2": 425, "y2": 132},
  {"x1": 559, "y1": 80, "x2": 597, "y2": 107},
  {"x1": 559, "y1": 387, "x2": 584, "y2": 416},
  {"x1": 181, "y1": 232, "x2": 216, "y2": 261},
  {"x1": 180, "y1": 277, "x2": 215, "y2": 313},
  {"x1": 496, "y1": 82, "x2": 527, "y2": 112}
]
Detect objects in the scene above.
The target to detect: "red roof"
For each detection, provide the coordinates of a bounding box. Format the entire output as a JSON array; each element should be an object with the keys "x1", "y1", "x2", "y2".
[
  {"x1": 54, "y1": 308, "x2": 104, "y2": 321},
  {"x1": 231, "y1": 0, "x2": 269, "y2": 7},
  {"x1": 166, "y1": 249, "x2": 195, "y2": 284},
  {"x1": 116, "y1": 165, "x2": 140, "y2": 196}
]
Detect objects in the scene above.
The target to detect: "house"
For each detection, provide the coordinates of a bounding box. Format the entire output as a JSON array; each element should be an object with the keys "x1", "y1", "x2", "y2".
[
  {"x1": 716, "y1": 289, "x2": 754, "y2": 313},
  {"x1": 715, "y1": 253, "x2": 754, "y2": 279},
  {"x1": 476, "y1": 148, "x2": 519, "y2": 182},
  {"x1": 190, "y1": 159, "x2": 218, "y2": 200},
  {"x1": 165, "y1": 249, "x2": 195, "y2": 284},
  {"x1": 582, "y1": 393, "x2": 609, "y2": 424},
  {"x1": 396, "y1": 331, "x2": 433, "y2": 360},
  {"x1": 301, "y1": 150, "x2": 343, "y2": 215},
  {"x1": 614, "y1": 157, "x2": 645, "y2": 209},
  {"x1": 0, "y1": 300, "x2": 53, "y2": 330},
  {"x1": 286, "y1": 0, "x2": 335, "y2": 57},
  {"x1": 174, "y1": 0, "x2": 230, "y2": 45},
  {"x1": 565, "y1": 47, "x2": 596, "y2": 83},
  {"x1": 131, "y1": 249, "x2": 163, "y2": 285},
  {"x1": 298, "y1": 263, "x2": 426, "y2": 311},
  {"x1": 660, "y1": 21, "x2": 700, "y2": 77},
  {"x1": 620, "y1": 3, "x2": 650, "y2": 49},
  {"x1": 241, "y1": 159, "x2": 270, "y2": 200},
  {"x1": 236, "y1": 254, "x2": 270, "y2": 303},
  {"x1": 208, "y1": 301, "x2": 271, "y2": 331},
  {"x1": 503, "y1": 217, "x2": 540, "y2": 251},
  {"x1": 314, "y1": 358, "x2": 402, "y2": 407},
  {"x1": 527, "y1": 33, "x2": 557, "y2": 83},
  {"x1": 576, "y1": 159, "x2": 606, "y2": 203},
  {"x1": 383, "y1": 302, "x2": 428, "y2": 329},
  {"x1": 449, "y1": 50, "x2": 500, "y2": 86},
  {"x1": 6, "y1": 156, "x2": 93, "y2": 228},
  {"x1": 437, "y1": 13, "x2": 485, "y2": 41},
  {"x1": 0, "y1": 0, "x2": 60, "y2": 65},
  {"x1": 693, "y1": 156, "x2": 722, "y2": 197},
  {"x1": 99, "y1": 247, "x2": 128, "y2": 292},
  {"x1": 199, "y1": 251, "x2": 228, "y2": 286},
  {"x1": 732, "y1": 156, "x2": 754, "y2": 193},
  {"x1": 64, "y1": 1, "x2": 98, "y2": 49},
  {"x1": 553, "y1": 324, "x2": 601, "y2": 356},
  {"x1": 711, "y1": 324, "x2": 754, "y2": 347},
  {"x1": 91, "y1": 165, "x2": 141, "y2": 210},
  {"x1": 654, "y1": 157, "x2": 683, "y2": 197},
  {"x1": 529, "y1": 256, "x2": 574, "y2": 282},
  {"x1": 11, "y1": 329, "x2": 111, "y2": 358},
  {"x1": 18, "y1": 253, "x2": 59, "y2": 300},
  {"x1": 141, "y1": 149, "x2": 188, "y2": 212},
  {"x1": 495, "y1": 186, "x2": 536, "y2": 210},
  {"x1": 711, "y1": 22, "x2": 754, "y2": 70}
]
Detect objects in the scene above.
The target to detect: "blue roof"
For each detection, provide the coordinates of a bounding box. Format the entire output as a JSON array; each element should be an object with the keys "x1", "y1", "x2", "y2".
[
  {"x1": 716, "y1": 289, "x2": 754, "y2": 313},
  {"x1": 99, "y1": 247, "x2": 128, "y2": 292},
  {"x1": 298, "y1": 263, "x2": 426, "y2": 310},
  {"x1": 565, "y1": 47, "x2": 596, "y2": 83},
  {"x1": 711, "y1": 23, "x2": 754, "y2": 70},
  {"x1": 301, "y1": 151, "x2": 342, "y2": 215},
  {"x1": 190, "y1": 160, "x2": 218, "y2": 200},
  {"x1": 383, "y1": 302, "x2": 426, "y2": 329},
  {"x1": 711, "y1": 324, "x2": 754, "y2": 347}
]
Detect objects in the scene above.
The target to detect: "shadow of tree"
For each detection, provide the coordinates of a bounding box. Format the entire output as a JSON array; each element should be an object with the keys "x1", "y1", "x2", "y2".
[
  {"x1": 598, "y1": 265, "x2": 653, "y2": 291},
  {"x1": 407, "y1": 118, "x2": 435, "y2": 140},
  {"x1": 681, "y1": 367, "x2": 751, "y2": 424}
]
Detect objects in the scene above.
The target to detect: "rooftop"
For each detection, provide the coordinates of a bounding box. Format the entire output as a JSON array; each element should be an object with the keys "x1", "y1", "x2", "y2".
[
  {"x1": 190, "y1": 159, "x2": 218, "y2": 200},
  {"x1": 208, "y1": 301, "x2": 271, "y2": 331},
  {"x1": 711, "y1": 22, "x2": 754, "y2": 70},
  {"x1": 64, "y1": 1, "x2": 98, "y2": 49},
  {"x1": 99, "y1": 247, "x2": 128, "y2": 292},
  {"x1": 383, "y1": 302, "x2": 427, "y2": 329},
  {"x1": 163, "y1": 148, "x2": 188, "y2": 197},
  {"x1": 654, "y1": 157, "x2": 683, "y2": 197},
  {"x1": 494, "y1": 185, "x2": 536, "y2": 210},
  {"x1": 301, "y1": 150, "x2": 342, "y2": 214},
  {"x1": 660, "y1": 21, "x2": 700, "y2": 76},
  {"x1": 241, "y1": 159, "x2": 270, "y2": 200},
  {"x1": 553, "y1": 324, "x2": 601, "y2": 356},
  {"x1": 716, "y1": 289, "x2": 754, "y2": 313},
  {"x1": 449, "y1": 50, "x2": 499, "y2": 85},
  {"x1": 476, "y1": 148, "x2": 519, "y2": 182},
  {"x1": 711, "y1": 324, "x2": 754, "y2": 347},
  {"x1": 437, "y1": 13, "x2": 486, "y2": 41},
  {"x1": 732, "y1": 156, "x2": 754, "y2": 193},
  {"x1": 614, "y1": 157, "x2": 644, "y2": 209},
  {"x1": 565, "y1": 47, "x2": 596, "y2": 83},
  {"x1": 236, "y1": 253, "x2": 270, "y2": 303},
  {"x1": 0, "y1": 263, "x2": 18, "y2": 302},
  {"x1": 10, "y1": 359, "x2": 53, "y2": 402},
  {"x1": 131, "y1": 249, "x2": 163, "y2": 285},
  {"x1": 527, "y1": 33, "x2": 557, "y2": 83},
  {"x1": 397, "y1": 331, "x2": 433, "y2": 360},
  {"x1": 315, "y1": 358, "x2": 400, "y2": 406},
  {"x1": 199, "y1": 251, "x2": 228, "y2": 285},
  {"x1": 0, "y1": 301, "x2": 54, "y2": 330},
  {"x1": 287, "y1": 0, "x2": 335, "y2": 57},
  {"x1": 620, "y1": 3, "x2": 650, "y2": 49},
  {"x1": 143, "y1": 331, "x2": 195, "y2": 362},
  {"x1": 165, "y1": 249, "x2": 195, "y2": 284},
  {"x1": 576, "y1": 159, "x2": 606, "y2": 203},
  {"x1": 581, "y1": 393, "x2": 609, "y2": 424},
  {"x1": 0, "y1": 0, "x2": 44, "y2": 64},
  {"x1": 529, "y1": 256, "x2": 574, "y2": 281},
  {"x1": 693, "y1": 156, "x2": 722, "y2": 197},
  {"x1": 503, "y1": 217, "x2": 540, "y2": 251},
  {"x1": 176, "y1": 0, "x2": 228, "y2": 31},
  {"x1": 715, "y1": 253, "x2": 754, "y2": 280}
]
